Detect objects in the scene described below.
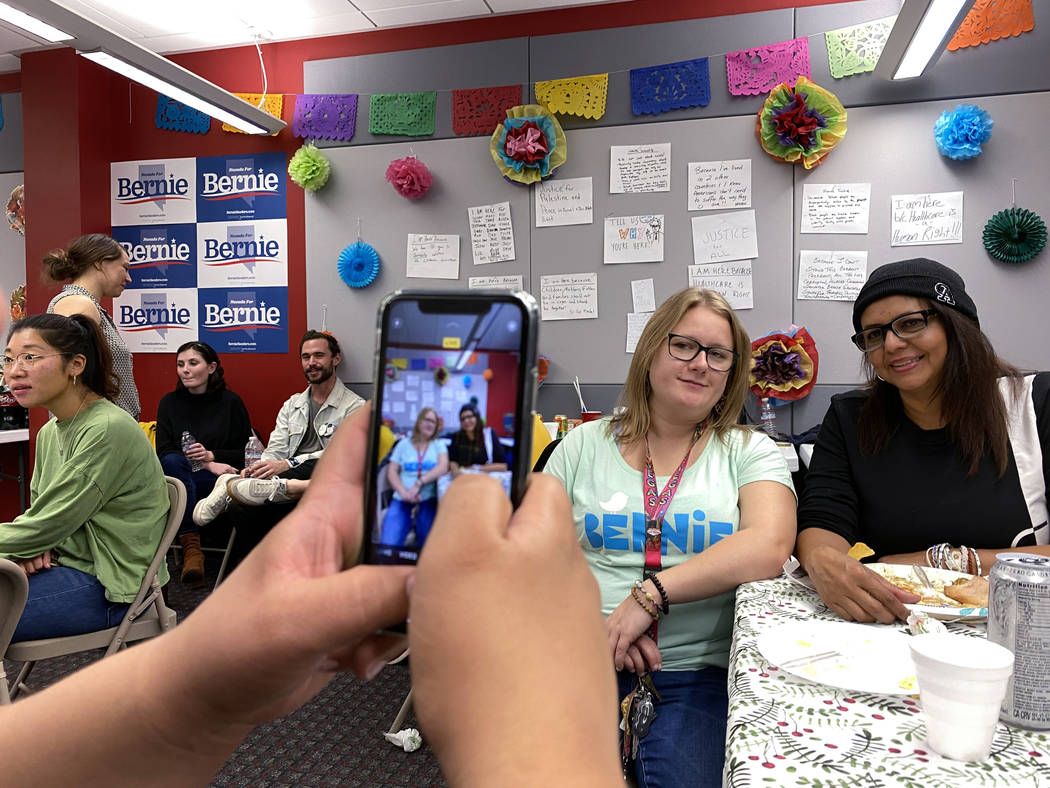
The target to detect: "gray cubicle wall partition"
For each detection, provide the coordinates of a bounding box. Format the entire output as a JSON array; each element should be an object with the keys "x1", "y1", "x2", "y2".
[{"x1": 304, "y1": 0, "x2": 1050, "y2": 430}]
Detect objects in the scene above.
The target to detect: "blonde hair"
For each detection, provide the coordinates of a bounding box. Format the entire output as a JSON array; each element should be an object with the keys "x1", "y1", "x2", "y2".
[
  {"x1": 608, "y1": 288, "x2": 752, "y2": 445},
  {"x1": 411, "y1": 407, "x2": 442, "y2": 444}
]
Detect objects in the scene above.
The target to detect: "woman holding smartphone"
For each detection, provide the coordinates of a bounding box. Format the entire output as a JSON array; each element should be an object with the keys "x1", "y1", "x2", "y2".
[
  {"x1": 156, "y1": 341, "x2": 252, "y2": 585},
  {"x1": 0, "y1": 313, "x2": 168, "y2": 641},
  {"x1": 544, "y1": 288, "x2": 796, "y2": 786},
  {"x1": 380, "y1": 406, "x2": 449, "y2": 549}
]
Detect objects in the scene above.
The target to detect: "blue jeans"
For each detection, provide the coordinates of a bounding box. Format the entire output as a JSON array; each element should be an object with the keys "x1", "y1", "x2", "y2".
[
  {"x1": 380, "y1": 498, "x2": 437, "y2": 548},
  {"x1": 617, "y1": 666, "x2": 729, "y2": 788},
  {"x1": 12, "y1": 566, "x2": 130, "y2": 642},
  {"x1": 160, "y1": 453, "x2": 220, "y2": 536}
]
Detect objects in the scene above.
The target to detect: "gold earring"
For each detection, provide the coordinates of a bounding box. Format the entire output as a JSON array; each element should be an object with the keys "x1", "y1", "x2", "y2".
[{"x1": 73, "y1": 375, "x2": 78, "y2": 386}]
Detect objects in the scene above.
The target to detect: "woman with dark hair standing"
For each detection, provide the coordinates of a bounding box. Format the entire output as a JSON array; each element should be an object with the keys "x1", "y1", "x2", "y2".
[
  {"x1": 797, "y1": 258, "x2": 1050, "y2": 624},
  {"x1": 447, "y1": 403, "x2": 507, "y2": 476},
  {"x1": 44, "y1": 233, "x2": 140, "y2": 419},
  {"x1": 156, "y1": 341, "x2": 252, "y2": 585},
  {"x1": 0, "y1": 313, "x2": 168, "y2": 642}
]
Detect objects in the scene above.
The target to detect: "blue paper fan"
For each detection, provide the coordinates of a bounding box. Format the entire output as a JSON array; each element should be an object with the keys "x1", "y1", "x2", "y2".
[{"x1": 338, "y1": 241, "x2": 381, "y2": 288}]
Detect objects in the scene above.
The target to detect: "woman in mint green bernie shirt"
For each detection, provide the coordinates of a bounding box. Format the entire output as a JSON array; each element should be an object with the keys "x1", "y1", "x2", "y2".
[
  {"x1": 544, "y1": 288, "x2": 797, "y2": 787},
  {"x1": 0, "y1": 313, "x2": 168, "y2": 642}
]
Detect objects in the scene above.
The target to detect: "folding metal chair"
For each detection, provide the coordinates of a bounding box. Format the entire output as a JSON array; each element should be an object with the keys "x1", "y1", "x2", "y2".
[
  {"x1": 0, "y1": 557, "x2": 29, "y2": 705},
  {"x1": 4, "y1": 476, "x2": 185, "y2": 701}
]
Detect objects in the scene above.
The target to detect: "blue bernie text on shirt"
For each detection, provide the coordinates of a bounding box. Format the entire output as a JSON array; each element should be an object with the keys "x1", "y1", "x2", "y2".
[{"x1": 583, "y1": 508, "x2": 734, "y2": 554}]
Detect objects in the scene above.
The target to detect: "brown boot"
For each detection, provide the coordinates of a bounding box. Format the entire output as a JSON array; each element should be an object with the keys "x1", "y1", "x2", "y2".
[{"x1": 179, "y1": 533, "x2": 206, "y2": 587}]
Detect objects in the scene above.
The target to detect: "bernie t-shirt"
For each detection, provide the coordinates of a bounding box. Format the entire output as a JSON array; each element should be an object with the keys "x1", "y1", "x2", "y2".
[{"x1": 544, "y1": 418, "x2": 794, "y2": 671}]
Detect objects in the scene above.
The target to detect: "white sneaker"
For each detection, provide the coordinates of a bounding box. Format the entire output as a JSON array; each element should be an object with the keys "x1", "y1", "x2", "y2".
[
  {"x1": 228, "y1": 477, "x2": 296, "y2": 506},
  {"x1": 192, "y1": 473, "x2": 239, "y2": 525}
]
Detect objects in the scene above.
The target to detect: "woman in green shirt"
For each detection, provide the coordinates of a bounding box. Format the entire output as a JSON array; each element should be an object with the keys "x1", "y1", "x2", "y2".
[{"x1": 0, "y1": 313, "x2": 168, "y2": 642}]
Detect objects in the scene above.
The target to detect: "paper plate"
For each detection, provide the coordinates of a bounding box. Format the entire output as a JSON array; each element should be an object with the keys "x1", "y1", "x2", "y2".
[
  {"x1": 757, "y1": 619, "x2": 918, "y2": 695},
  {"x1": 868, "y1": 563, "x2": 988, "y2": 620}
]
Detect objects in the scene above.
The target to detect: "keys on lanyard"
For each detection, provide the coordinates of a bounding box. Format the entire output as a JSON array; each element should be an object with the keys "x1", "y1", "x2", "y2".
[{"x1": 620, "y1": 672, "x2": 661, "y2": 766}]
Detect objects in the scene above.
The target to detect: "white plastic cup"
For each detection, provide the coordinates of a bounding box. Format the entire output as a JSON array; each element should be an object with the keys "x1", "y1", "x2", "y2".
[
  {"x1": 543, "y1": 421, "x2": 558, "y2": 440},
  {"x1": 909, "y1": 633, "x2": 1014, "y2": 762}
]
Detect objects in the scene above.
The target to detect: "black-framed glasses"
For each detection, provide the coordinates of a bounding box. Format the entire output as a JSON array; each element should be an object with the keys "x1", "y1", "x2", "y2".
[
  {"x1": 851, "y1": 309, "x2": 938, "y2": 352},
  {"x1": 0, "y1": 352, "x2": 64, "y2": 372},
  {"x1": 667, "y1": 333, "x2": 738, "y2": 372}
]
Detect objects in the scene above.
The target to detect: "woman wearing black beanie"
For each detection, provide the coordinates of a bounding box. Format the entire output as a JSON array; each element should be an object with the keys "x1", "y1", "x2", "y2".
[{"x1": 796, "y1": 258, "x2": 1050, "y2": 623}]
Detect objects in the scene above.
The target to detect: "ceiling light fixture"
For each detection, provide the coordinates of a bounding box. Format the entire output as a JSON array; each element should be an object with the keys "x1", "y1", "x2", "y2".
[
  {"x1": 874, "y1": 0, "x2": 977, "y2": 80},
  {"x1": 0, "y1": 0, "x2": 71, "y2": 41},
  {"x1": 6, "y1": 0, "x2": 285, "y2": 134}
]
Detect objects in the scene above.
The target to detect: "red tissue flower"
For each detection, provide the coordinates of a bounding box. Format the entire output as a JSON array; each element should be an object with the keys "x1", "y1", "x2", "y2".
[
  {"x1": 385, "y1": 156, "x2": 433, "y2": 200},
  {"x1": 503, "y1": 120, "x2": 549, "y2": 164}
]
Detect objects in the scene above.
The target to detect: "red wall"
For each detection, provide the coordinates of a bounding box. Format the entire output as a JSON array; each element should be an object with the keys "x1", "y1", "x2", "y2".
[{"x1": 12, "y1": 0, "x2": 845, "y2": 514}]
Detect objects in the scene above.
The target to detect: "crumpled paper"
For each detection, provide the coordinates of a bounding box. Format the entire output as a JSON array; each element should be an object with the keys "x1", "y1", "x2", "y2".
[
  {"x1": 384, "y1": 728, "x2": 422, "y2": 752},
  {"x1": 906, "y1": 610, "x2": 947, "y2": 635}
]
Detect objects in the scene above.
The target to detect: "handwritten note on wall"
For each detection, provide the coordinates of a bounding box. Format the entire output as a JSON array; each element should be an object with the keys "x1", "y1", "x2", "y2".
[
  {"x1": 540, "y1": 273, "x2": 598, "y2": 321},
  {"x1": 535, "y1": 177, "x2": 593, "y2": 227},
  {"x1": 604, "y1": 215, "x2": 665, "y2": 264},
  {"x1": 801, "y1": 183, "x2": 871, "y2": 234},
  {"x1": 688, "y1": 262, "x2": 753, "y2": 310},
  {"x1": 469, "y1": 275, "x2": 523, "y2": 290},
  {"x1": 609, "y1": 144, "x2": 671, "y2": 193},
  {"x1": 691, "y1": 210, "x2": 758, "y2": 264},
  {"x1": 631, "y1": 279, "x2": 656, "y2": 313},
  {"x1": 797, "y1": 250, "x2": 867, "y2": 301},
  {"x1": 891, "y1": 191, "x2": 964, "y2": 246},
  {"x1": 468, "y1": 201, "x2": 515, "y2": 264},
  {"x1": 687, "y1": 159, "x2": 751, "y2": 211},
  {"x1": 406, "y1": 234, "x2": 460, "y2": 279},
  {"x1": 626, "y1": 312, "x2": 653, "y2": 353}
]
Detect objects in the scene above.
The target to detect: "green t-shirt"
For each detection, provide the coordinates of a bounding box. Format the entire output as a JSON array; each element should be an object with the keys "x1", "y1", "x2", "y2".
[
  {"x1": 0, "y1": 398, "x2": 170, "y2": 602},
  {"x1": 544, "y1": 418, "x2": 794, "y2": 671}
]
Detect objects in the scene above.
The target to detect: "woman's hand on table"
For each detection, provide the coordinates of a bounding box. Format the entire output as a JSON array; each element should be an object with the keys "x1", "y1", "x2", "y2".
[
  {"x1": 606, "y1": 594, "x2": 658, "y2": 671},
  {"x1": 205, "y1": 461, "x2": 238, "y2": 476},
  {"x1": 805, "y1": 544, "x2": 918, "y2": 624}
]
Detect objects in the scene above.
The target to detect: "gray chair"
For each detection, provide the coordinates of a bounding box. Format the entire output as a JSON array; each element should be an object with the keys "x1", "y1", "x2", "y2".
[
  {"x1": 0, "y1": 557, "x2": 29, "y2": 705},
  {"x1": 3, "y1": 476, "x2": 186, "y2": 701}
]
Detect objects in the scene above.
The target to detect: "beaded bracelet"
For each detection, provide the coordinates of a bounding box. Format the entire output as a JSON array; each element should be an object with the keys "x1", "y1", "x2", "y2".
[
  {"x1": 633, "y1": 580, "x2": 662, "y2": 618},
  {"x1": 630, "y1": 586, "x2": 660, "y2": 620},
  {"x1": 648, "y1": 574, "x2": 671, "y2": 615}
]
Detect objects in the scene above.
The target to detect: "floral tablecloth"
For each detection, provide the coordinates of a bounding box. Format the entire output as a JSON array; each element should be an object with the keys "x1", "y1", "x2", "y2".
[{"x1": 724, "y1": 577, "x2": 1050, "y2": 787}]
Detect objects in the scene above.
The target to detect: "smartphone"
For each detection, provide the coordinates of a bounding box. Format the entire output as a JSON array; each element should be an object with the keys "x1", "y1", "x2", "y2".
[{"x1": 361, "y1": 290, "x2": 539, "y2": 572}]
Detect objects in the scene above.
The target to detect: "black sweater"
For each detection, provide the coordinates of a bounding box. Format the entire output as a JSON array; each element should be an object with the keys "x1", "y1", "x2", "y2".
[
  {"x1": 156, "y1": 387, "x2": 253, "y2": 468},
  {"x1": 798, "y1": 373, "x2": 1050, "y2": 557}
]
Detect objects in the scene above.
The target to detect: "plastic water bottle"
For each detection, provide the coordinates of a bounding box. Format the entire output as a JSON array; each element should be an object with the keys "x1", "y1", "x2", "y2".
[
  {"x1": 181, "y1": 430, "x2": 203, "y2": 471},
  {"x1": 759, "y1": 397, "x2": 778, "y2": 439},
  {"x1": 244, "y1": 432, "x2": 264, "y2": 471}
]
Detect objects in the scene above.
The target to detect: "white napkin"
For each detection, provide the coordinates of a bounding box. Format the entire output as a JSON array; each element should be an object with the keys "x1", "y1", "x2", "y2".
[{"x1": 384, "y1": 728, "x2": 423, "y2": 752}]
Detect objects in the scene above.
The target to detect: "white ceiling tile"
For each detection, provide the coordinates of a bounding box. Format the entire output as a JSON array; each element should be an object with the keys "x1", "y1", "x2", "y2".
[
  {"x1": 58, "y1": 0, "x2": 160, "y2": 38},
  {"x1": 364, "y1": 0, "x2": 492, "y2": 28},
  {"x1": 351, "y1": 0, "x2": 453, "y2": 10},
  {"x1": 487, "y1": 0, "x2": 619, "y2": 11}
]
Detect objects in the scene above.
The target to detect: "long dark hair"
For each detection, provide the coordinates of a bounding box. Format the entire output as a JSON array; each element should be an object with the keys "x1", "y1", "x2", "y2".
[
  {"x1": 458, "y1": 403, "x2": 484, "y2": 452},
  {"x1": 857, "y1": 301, "x2": 1020, "y2": 476},
  {"x1": 175, "y1": 341, "x2": 227, "y2": 393},
  {"x1": 7, "y1": 313, "x2": 118, "y2": 402},
  {"x1": 42, "y1": 234, "x2": 124, "y2": 282}
]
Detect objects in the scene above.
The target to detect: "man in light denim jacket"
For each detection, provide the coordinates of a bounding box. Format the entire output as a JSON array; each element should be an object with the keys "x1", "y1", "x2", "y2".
[{"x1": 193, "y1": 330, "x2": 364, "y2": 566}]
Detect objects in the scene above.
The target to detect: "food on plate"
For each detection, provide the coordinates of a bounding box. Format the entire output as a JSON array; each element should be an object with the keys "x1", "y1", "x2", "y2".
[
  {"x1": 943, "y1": 575, "x2": 989, "y2": 607},
  {"x1": 869, "y1": 565, "x2": 960, "y2": 607}
]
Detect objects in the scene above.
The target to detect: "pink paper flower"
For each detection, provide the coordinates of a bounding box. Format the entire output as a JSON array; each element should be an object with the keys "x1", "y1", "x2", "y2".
[{"x1": 385, "y1": 156, "x2": 433, "y2": 200}]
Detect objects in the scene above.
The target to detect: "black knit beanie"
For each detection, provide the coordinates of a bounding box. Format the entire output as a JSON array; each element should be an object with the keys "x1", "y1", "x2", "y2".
[{"x1": 852, "y1": 258, "x2": 979, "y2": 332}]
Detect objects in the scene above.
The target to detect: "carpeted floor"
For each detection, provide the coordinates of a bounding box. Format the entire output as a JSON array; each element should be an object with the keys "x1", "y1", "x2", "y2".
[{"x1": 3, "y1": 552, "x2": 449, "y2": 787}]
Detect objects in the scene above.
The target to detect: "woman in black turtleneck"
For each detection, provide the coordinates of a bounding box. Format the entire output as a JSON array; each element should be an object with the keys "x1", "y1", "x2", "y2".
[{"x1": 156, "y1": 341, "x2": 252, "y2": 586}]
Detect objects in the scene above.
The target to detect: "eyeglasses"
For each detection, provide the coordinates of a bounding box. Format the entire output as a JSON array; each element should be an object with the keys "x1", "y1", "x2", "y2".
[
  {"x1": 1, "y1": 352, "x2": 64, "y2": 372},
  {"x1": 420, "y1": 417, "x2": 438, "y2": 424},
  {"x1": 851, "y1": 309, "x2": 938, "y2": 352},
  {"x1": 666, "y1": 334, "x2": 738, "y2": 372}
]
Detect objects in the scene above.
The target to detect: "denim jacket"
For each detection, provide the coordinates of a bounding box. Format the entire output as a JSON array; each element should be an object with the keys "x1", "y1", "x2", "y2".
[{"x1": 262, "y1": 381, "x2": 365, "y2": 466}]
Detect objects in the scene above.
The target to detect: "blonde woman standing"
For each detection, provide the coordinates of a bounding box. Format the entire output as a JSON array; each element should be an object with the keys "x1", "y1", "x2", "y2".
[
  {"x1": 544, "y1": 288, "x2": 796, "y2": 786},
  {"x1": 44, "y1": 234, "x2": 139, "y2": 420}
]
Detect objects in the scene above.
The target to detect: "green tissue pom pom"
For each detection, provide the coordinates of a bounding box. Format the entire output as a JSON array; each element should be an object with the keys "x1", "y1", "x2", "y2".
[
  {"x1": 288, "y1": 144, "x2": 331, "y2": 192},
  {"x1": 983, "y1": 207, "x2": 1047, "y2": 265}
]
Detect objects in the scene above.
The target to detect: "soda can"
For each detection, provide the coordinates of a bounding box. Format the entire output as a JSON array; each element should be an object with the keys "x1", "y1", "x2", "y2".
[
  {"x1": 987, "y1": 552, "x2": 1050, "y2": 730},
  {"x1": 553, "y1": 415, "x2": 567, "y2": 437}
]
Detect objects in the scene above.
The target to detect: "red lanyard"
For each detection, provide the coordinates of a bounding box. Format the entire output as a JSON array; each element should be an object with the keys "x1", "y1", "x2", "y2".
[
  {"x1": 416, "y1": 444, "x2": 426, "y2": 481},
  {"x1": 641, "y1": 423, "x2": 704, "y2": 642}
]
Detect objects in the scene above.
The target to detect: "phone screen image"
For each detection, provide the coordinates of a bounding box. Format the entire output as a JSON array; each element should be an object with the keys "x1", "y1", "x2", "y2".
[{"x1": 364, "y1": 292, "x2": 536, "y2": 567}]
